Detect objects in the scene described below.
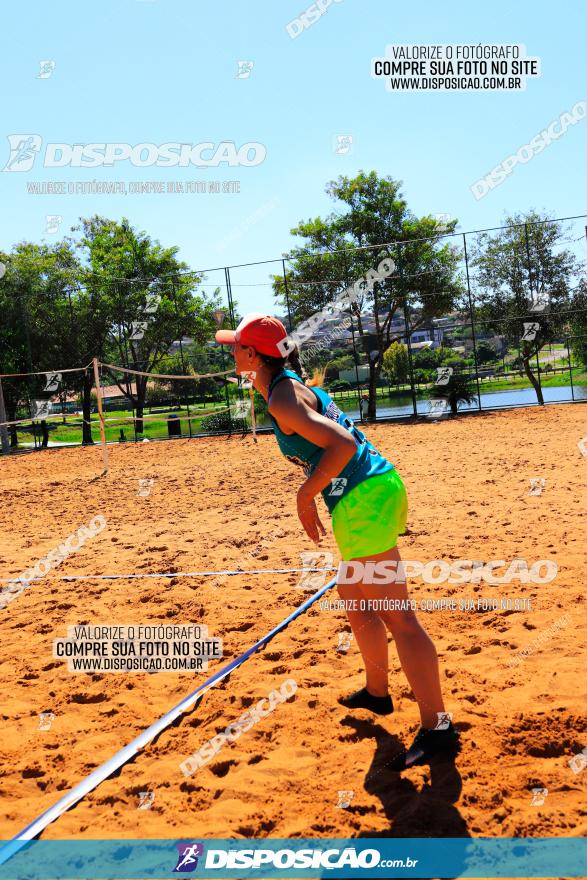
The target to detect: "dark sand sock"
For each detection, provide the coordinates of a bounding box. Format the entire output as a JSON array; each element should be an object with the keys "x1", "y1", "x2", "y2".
[
  {"x1": 391, "y1": 722, "x2": 461, "y2": 771},
  {"x1": 338, "y1": 686, "x2": 394, "y2": 716}
]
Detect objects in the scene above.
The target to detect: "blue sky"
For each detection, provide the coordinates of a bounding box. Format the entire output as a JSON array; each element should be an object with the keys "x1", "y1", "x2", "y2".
[{"x1": 1, "y1": 0, "x2": 585, "y2": 315}]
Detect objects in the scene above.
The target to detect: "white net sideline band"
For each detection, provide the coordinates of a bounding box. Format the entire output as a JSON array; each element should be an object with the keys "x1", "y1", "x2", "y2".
[
  {"x1": 0, "y1": 362, "x2": 235, "y2": 381},
  {"x1": 0, "y1": 574, "x2": 338, "y2": 855},
  {"x1": 100, "y1": 362, "x2": 235, "y2": 380},
  {"x1": 0, "y1": 566, "x2": 336, "y2": 585},
  {"x1": 0, "y1": 364, "x2": 92, "y2": 379}
]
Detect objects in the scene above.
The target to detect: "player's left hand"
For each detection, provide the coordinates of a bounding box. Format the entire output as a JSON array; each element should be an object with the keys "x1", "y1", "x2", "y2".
[{"x1": 297, "y1": 486, "x2": 327, "y2": 545}]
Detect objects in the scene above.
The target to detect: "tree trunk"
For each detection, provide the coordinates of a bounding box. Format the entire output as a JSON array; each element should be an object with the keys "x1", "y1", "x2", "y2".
[
  {"x1": 7, "y1": 403, "x2": 18, "y2": 447},
  {"x1": 40, "y1": 420, "x2": 49, "y2": 448},
  {"x1": 367, "y1": 361, "x2": 382, "y2": 420},
  {"x1": 135, "y1": 402, "x2": 144, "y2": 436},
  {"x1": 0, "y1": 379, "x2": 10, "y2": 455},
  {"x1": 523, "y1": 356, "x2": 544, "y2": 405},
  {"x1": 134, "y1": 376, "x2": 148, "y2": 435},
  {"x1": 82, "y1": 374, "x2": 94, "y2": 445}
]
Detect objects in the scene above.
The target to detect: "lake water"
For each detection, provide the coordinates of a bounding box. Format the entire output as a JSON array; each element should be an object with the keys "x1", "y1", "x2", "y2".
[
  {"x1": 349, "y1": 384, "x2": 587, "y2": 420},
  {"x1": 254, "y1": 384, "x2": 586, "y2": 425}
]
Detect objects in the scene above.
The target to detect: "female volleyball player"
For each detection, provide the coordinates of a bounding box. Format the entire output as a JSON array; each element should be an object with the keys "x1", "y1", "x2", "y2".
[{"x1": 216, "y1": 313, "x2": 459, "y2": 770}]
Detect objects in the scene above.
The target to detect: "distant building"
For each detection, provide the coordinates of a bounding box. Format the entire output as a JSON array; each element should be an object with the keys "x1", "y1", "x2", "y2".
[
  {"x1": 48, "y1": 383, "x2": 140, "y2": 414},
  {"x1": 168, "y1": 338, "x2": 194, "y2": 354},
  {"x1": 463, "y1": 334, "x2": 507, "y2": 355},
  {"x1": 409, "y1": 326, "x2": 444, "y2": 346},
  {"x1": 339, "y1": 365, "x2": 370, "y2": 383}
]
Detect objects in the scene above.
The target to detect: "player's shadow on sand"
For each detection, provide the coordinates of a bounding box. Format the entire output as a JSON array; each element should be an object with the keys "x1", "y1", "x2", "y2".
[{"x1": 340, "y1": 716, "x2": 470, "y2": 839}]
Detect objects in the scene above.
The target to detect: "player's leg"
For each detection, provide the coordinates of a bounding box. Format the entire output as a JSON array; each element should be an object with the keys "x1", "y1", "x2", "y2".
[
  {"x1": 354, "y1": 544, "x2": 445, "y2": 728},
  {"x1": 336, "y1": 577, "x2": 391, "y2": 702}
]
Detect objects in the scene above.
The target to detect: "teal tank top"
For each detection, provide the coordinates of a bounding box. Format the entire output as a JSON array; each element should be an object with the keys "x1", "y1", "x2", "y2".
[{"x1": 267, "y1": 368, "x2": 393, "y2": 513}]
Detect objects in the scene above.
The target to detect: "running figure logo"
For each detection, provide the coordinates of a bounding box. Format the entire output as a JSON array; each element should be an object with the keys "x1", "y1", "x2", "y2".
[
  {"x1": 137, "y1": 478, "x2": 155, "y2": 498},
  {"x1": 336, "y1": 790, "x2": 355, "y2": 808},
  {"x1": 530, "y1": 788, "x2": 548, "y2": 806},
  {"x1": 529, "y1": 291, "x2": 548, "y2": 312},
  {"x1": 297, "y1": 551, "x2": 333, "y2": 590},
  {"x1": 568, "y1": 747, "x2": 587, "y2": 774},
  {"x1": 232, "y1": 399, "x2": 251, "y2": 419},
  {"x1": 38, "y1": 712, "x2": 55, "y2": 731},
  {"x1": 433, "y1": 213, "x2": 452, "y2": 233},
  {"x1": 3, "y1": 134, "x2": 42, "y2": 172},
  {"x1": 43, "y1": 372, "x2": 62, "y2": 392},
  {"x1": 436, "y1": 366, "x2": 453, "y2": 386},
  {"x1": 336, "y1": 631, "x2": 353, "y2": 653},
  {"x1": 427, "y1": 399, "x2": 449, "y2": 419},
  {"x1": 334, "y1": 135, "x2": 353, "y2": 155},
  {"x1": 329, "y1": 477, "x2": 347, "y2": 496},
  {"x1": 37, "y1": 60, "x2": 56, "y2": 79},
  {"x1": 45, "y1": 215, "x2": 62, "y2": 234},
  {"x1": 522, "y1": 322, "x2": 540, "y2": 342},
  {"x1": 129, "y1": 320, "x2": 149, "y2": 341},
  {"x1": 30, "y1": 400, "x2": 51, "y2": 420},
  {"x1": 173, "y1": 843, "x2": 205, "y2": 872},
  {"x1": 434, "y1": 712, "x2": 453, "y2": 730},
  {"x1": 236, "y1": 61, "x2": 254, "y2": 79},
  {"x1": 137, "y1": 791, "x2": 154, "y2": 810}
]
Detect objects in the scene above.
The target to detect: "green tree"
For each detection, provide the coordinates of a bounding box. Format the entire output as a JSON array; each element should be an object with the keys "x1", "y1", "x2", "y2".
[
  {"x1": 430, "y1": 372, "x2": 478, "y2": 416},
  {"x1": 568, "y1": 280, "x2": 587, "y2": 368},
  {"x1": 273, "y1": 171, "x2": 464, "y2": 418},
  {"x1": 382, "y1": 341, "x2": 409, "y2": 385},
  {"x1": 324, "y1": 354, "x2": 355, "y2": 381},
  {"x1": 0, "y1": 241, "x2": 82, "y2": 447},
  {"x1": 471, "y1": 211, "x2": 582, "y2": 405},
  {"x1": 475, "y1": 340, "x2": 499, "y2": 365},
  {"x1": 75, "y1": 216, "x2": 221, "y2": 433},
  {"x1": 412, "y1": 346, "x2": 441, "y2": 370}
]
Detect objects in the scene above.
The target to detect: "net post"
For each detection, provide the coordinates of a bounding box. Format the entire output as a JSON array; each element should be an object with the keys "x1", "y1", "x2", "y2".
[
  {"x1": 249, "y1": 386, "x2": 257, "y2": 443},
  {"x1": 92, "y1": 358, "x2": 109, "y2": 473}
]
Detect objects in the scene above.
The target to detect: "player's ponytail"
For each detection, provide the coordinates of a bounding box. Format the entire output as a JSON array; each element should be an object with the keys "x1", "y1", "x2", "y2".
[
  {"x1": 285, "y1": 346, "x2": 308, "y2": 383},
  {"x1": 258, "y1": 345, "x2": 308, "y2": 384}
]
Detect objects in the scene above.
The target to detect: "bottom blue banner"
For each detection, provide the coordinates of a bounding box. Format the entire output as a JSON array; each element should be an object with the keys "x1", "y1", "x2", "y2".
[{"x1": 0, "y1": 837, "x2": 585, "y2": 879}]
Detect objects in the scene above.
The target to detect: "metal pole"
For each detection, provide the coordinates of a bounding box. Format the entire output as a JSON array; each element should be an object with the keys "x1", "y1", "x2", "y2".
[
  {"x1": 171, "y1": 278, "x2": 192, "y2": 439},
  {"x1": 0, "y1": 378, "x2": 10, "y2": 455},
  {"x1": 281, "y1": 259, "x2": 293, "y2": 329},
  {"x1": 224, "y1": 266, "x2": 237, "y2": 329},
  {"x1": 18, "y1": 284, "x2": 38, "y2": 447},
  {"x1": 92, "y1": 358, "x2": 109, "y2": 473},
  {"x1": 402, "y1": 300, "x2": 418, "y2": 418},
  {"x1": 536, "y1": 348, "x2": 542, "y2": 395},
  {"x1": 524, "y1": 222, "x2": 535, "y2": 308},
  {"x1": 116, "y1": 280, "x2": 136, "y2": 444},
  {"x1": 463, "y1": 233, "x2": 483, "y2": 411},
  {"x1": 397, "y1": 244, "x2": 418, "y2": 418},
  {"x1": 221, "y1": 267, "x2": 235, "y2": 437},
  {"x1": 342, "y1": 251, "x2": 363, "y2": 421},
  {"x1": 567, "y1": 335, "x2": 575, "y2": 401}
]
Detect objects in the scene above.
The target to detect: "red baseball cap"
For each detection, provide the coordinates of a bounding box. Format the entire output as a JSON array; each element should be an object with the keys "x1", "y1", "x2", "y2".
[{"x1": 215, "y1": 313, "x2": 289, "y2": 357}]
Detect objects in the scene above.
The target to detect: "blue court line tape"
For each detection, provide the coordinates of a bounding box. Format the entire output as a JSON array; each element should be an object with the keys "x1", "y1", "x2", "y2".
[
  {"x1": 0, "y1": 567, "x2": 337, "y2": 584},
  {"x1": 0, "y1": 574, "x2": 338, "y2": 865}
]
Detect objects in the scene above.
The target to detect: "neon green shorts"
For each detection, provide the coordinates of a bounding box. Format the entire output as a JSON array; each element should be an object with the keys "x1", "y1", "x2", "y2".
[{"x1": 331, "y1": 469, "x2": 408, "y2": 560}]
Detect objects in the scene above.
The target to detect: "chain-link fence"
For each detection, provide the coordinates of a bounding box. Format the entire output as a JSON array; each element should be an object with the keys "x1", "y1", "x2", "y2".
[{"x1": 1, "y1": 214, "x2": 586, "y2": 452}]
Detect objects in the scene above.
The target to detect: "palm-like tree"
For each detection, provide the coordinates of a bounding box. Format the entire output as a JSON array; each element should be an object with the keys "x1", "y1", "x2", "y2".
[{"x1": 430, "y1": 372, "x2": 478, "y2": 416}]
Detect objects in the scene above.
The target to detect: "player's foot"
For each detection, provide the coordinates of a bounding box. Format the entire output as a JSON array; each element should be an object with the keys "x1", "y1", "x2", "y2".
[
  {"x1": 338, "y1": 687, "x2": 394, "y2": 715},
  {"x1": 391, "y1": 722, "x2": 460, "y2": 771}
]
